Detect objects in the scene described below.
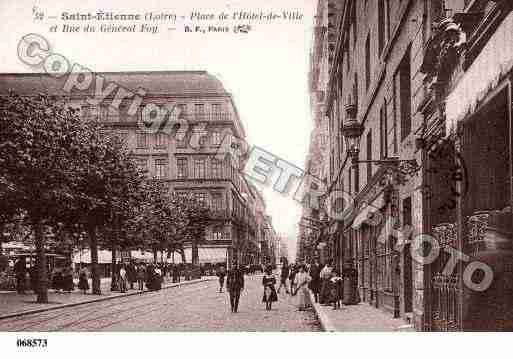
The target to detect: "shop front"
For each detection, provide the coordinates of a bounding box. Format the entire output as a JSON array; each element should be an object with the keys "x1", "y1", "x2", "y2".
[
  {"x1": 344, "y1": 167, "x2": 401, "y2": 317},
  {"x1": 422, "y1": 6, "x2": 513, "y2": 331}
]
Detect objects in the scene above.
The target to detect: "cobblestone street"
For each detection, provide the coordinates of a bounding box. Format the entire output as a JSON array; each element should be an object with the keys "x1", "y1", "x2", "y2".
[{"x1": 0, "y1": 275, "x2": 320, "y2": 331}]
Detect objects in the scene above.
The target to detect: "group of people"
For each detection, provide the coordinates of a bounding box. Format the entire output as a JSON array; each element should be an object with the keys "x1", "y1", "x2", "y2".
[
  {"x1": 13, "y1": 258, "x2": 76, "y2": 294},
  {"x1": 308, "y1": 259, "x2": 360, "y2": 309},
  {"x1": 50, "y1": 266, "x2": 75, "y2": 293},
  {"x1": 215, "y1": 260, "x2": 329, "y2": 313},
  {"x1": 110, "y1": 262, "x2": 165, "y2": 293}
]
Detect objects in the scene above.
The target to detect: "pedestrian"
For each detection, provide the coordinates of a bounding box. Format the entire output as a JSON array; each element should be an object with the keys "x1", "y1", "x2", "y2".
[
  {"x1": 14, "y1": 258, "x2": 27, "y2": 294},
  {"x1": 262, "y1": 265, "x2": 278, "y2": 310},
  {"x1": 78, "y1": 268, "x2": 89, "y2": 294},
  {"x1": 216, "y1": 265, "x2": 226, "y2": 293},
  {"x1": 127, "y1": 262, "x2": 137, "y2": 290},
  {"x1": 308, "y1": 258, "x2": 321, "y2": 303},
  {"x1": 29, "y1": 265, "x2": 38, "y2": 293},
  {"x1": 342, "y1": 260, "x2": 360, "y2": 305},
  {"x1": 330, "y1": 269, "x2": 343, "y2": 309},
  {"x1": 119, "y1": 265, "x2": 127, "y2": 293},
  {"x1": 294, "y1": 265, "x2": 311, "y2": 311},
  {"x1": 62, "y1": 266, "x2": 74, "y2": 293},
  {"x1": 289, "y1": 264, "x2": 298, "y2": 294},
  {"x1": 136, "y1": 264, "x2": 145, "y2": 291},
  {"x1": 319, "y1": 261, "x2": 333, "y2": 305},
  {"x1": 52, "y1": 268, "x2": 63, "y2": 293},
  {"x1": 172, "y1": 264, "x2": 180, "y2": 283},
  {"x1": 226, "y1": 260, "x2": 244, "y2": 313},
  {"x1": 145, "y1": 264, "x2": 154, "y2": 290},
  {"x1": 154, "y1": 266, "x2": 162, "y2": 290},
  {"x1": 277, "y1": 262, "x2": 290, "y2": 294}
]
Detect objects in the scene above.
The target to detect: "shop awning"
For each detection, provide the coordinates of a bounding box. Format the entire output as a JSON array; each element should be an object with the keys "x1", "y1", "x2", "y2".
[
  {"x1": 351, "y1": 194, "x2": 385, "y2": 230},
  {"x1": 168, "y1": 247, "x2": 228, "y2": 264},
  {"x1": 73, "y1": 250, "x2": 112, "y2": 264},
  {"x1": 73, "y1": 247, "x2": 228, "y2": 265},
  {"x1": 446, "y1": 11, "x2": 513, "y2": 134}
]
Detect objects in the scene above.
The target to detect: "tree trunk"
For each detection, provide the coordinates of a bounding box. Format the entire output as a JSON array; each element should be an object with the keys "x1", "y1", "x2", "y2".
[
  {"x1": 88, "y1": 225, "x2": 101, "y2": 295},
  {"x1": 34, "y1": 221, "x2": 48, "y2": 303},
  {"x1": 153, "y1": 248, "x2": 158, "y2": 264},
  {"x1": 111, "y1": 244, "x2": 118, "y2": 291},
  {"x1": 192, "y1": 240, "x2": 199, "y2": 266},
  {"x1": 179, "y1": 248, "x2": 186, "y2": 264}
]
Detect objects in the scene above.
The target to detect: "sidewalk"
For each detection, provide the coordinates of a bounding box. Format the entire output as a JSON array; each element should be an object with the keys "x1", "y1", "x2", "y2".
[
  {"x1": 0, "y1": 276, "x2": 215, "y2": 320},
  {"x1": 308, "y1": 291, "x2": 414, "y2": 331}
]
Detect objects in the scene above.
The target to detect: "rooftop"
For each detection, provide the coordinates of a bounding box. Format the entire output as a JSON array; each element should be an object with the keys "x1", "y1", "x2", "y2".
[{"x1": 0, "y1": 70, "x2": 228, "y2": 96}]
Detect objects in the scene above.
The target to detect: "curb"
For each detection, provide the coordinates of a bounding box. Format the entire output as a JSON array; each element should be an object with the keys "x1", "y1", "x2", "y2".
[
  {"x1": 0, "y1": 277, "x2": 213, "y2": 321},
  {"x1": 308, "y1": 290, "x2": 338, "y2": 332}
]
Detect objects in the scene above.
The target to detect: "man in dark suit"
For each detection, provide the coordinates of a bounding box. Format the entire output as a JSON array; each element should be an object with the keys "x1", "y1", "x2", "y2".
[{"x1": 226, "y1": 260, "x2": 244, "y2": 313}]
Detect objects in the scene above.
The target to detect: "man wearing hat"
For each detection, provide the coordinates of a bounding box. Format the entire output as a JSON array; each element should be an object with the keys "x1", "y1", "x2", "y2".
[{"x1": 226, "y1": 260, "x2": 245, "y2": 313}]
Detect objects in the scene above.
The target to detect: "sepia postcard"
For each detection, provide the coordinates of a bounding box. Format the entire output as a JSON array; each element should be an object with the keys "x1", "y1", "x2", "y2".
[{"x1": 1, "y1": 0, "x2": 513, "y2": 356}]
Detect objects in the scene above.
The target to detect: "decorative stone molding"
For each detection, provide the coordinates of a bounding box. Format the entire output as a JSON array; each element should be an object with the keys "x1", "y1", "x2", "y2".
[
  {"x1": 432, "y1": 222, "x2": 458, "y2": 248},
  {"x1": 420, "y1": 18, "x2": 467, "y2": 91}
]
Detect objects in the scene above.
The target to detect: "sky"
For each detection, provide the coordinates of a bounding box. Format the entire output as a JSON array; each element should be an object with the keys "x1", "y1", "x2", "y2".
[{"x1": 0, "y1": 0, "x2": 317, "y2": 260}]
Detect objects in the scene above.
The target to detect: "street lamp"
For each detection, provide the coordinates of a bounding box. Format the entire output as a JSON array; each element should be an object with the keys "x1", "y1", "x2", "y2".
[
  {"x1": 341, "y1": 104, "x2": 364, "y2": 164},
  {"x1": 340, "y1": 102, "x2": 420, "y2": 183}
]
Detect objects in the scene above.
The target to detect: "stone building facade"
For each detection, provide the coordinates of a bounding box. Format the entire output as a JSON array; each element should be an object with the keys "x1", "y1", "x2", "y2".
[
  {"x1": 0, "y1": 71, "x2": 275, "y2": 267},
  {"x1": 304, "y1": 0, "x2": 513, "y2": 331}
]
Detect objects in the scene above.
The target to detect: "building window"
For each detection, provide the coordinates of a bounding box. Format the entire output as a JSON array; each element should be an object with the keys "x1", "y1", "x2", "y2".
[
  {"x1": 366, "y1": 130, "x2": 372, "y2": 184},
  {"x1": 136, "y1": 132, "x2": 148, "y2": 148},
  {"x1": 195, "y1": 192, "x2": 207, "y2": 205},
  {"x1": 348, "y1": 167, "x2": 352, "y2": 196},
  {"x1": 155, "y1": 133, "x2": 167, "y2": 149},
  {"x1": 116, "y1": 131, "x2": 129, "y2": 145},
  {"x1": 176, "y1": 130, "x2": 188, "y2": 148},
  {"x1": 212, "y1": 192, "x2": 223, "y2": 211},
  {"x1": 195, "y1": 104, "x2": 205, "y2": 121},
  {"x1": 353, "y1": 73, "x2": 359, "y2": 110},
  {"x1": 354, "y1": 163, "x2": 360, "y2": 194},
  {"x1": 393, "y1": 83, "x2": 399, "y2": 155},
  {"x1": 344, "y1": 39, "x2": 350, "y2": 74},
  {"x1": 212, "y1": 226, "x2": 224, "y2": 240},
  {"x1": 176, "y1": 104, "x2": 187, "y2": 120},
  {"x1": 135, "y1": 158, "x2": 148, "y2": 173},
  {"x1": 177, "y1": 158, "x2": 188, "y2": 179},
  {"x1": 397, "y1": 47, "x2": 412, "y2": 141},
  {"x1": 365, "y1": 34, "x2": 371, "y2": 91},
  {"x1": 378, "y1": 0, "x2": 385, "y2": 55},
  {"x1": 403, "y1": 196, "x2": 412, "y2": 228},
  {"x1": 211, "y1": 131, "x2": 222, "y2": 146},
  {"x1": 212, "y1": 159, "x2": 222, "y2": 178},
  {"x1": 194, "y1": 158, "x2": 206, "y2": 179},
  {"x1": 351, "y1": 1, "x2": 357, "y2": 47},
  {"x1": 212, "y1": 103, "x2": 222, "y2": 120},
  {"x1": 154, "y1": 158, "x2": 168, "y2": 179},
  {"x1": 386, "y1": 0, "x2": 391, "y2": 42},
  {"x1": 82, "y1": 105, "x2": 99, "y2": 120},
  {"x1": 100, "y1": 105, "x2": 119, "y2": 122},
  {"x1": 380, "y1": 102, "x2": 388, "y2": 159}
]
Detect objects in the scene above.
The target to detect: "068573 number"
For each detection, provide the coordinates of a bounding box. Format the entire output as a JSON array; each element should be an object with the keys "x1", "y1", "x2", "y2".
[{"x1": 16, "y1": 338, "x2": 48, "y2": 348}]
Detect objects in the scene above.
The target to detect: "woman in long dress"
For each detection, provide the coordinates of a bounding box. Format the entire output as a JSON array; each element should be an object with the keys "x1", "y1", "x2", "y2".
[
  {"x1": 262, "y1": 266, "x2": 278, "y2": 310},
  {"x1": 294, "y1": 265, "x2": 311, "y2": 311}
]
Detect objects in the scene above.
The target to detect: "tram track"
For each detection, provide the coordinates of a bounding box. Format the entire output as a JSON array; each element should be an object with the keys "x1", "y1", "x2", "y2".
[{"x1": 0, "y1": 281, "x2": 213, "y2": 331}]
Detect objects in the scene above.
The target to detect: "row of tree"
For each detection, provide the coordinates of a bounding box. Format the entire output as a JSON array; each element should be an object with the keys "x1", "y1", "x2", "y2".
[{"x1": 0, "y1": 92, "x2": 211, "y2": 303}]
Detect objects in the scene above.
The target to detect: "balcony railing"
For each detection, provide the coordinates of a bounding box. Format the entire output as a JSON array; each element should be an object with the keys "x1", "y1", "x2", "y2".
[{"x1": 192, "y1": 113, "x2": 231, "y2": 122}]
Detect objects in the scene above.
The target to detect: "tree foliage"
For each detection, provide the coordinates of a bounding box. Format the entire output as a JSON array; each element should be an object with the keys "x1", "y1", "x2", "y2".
[{"x1": 0, "y1": 92, "x2": 214, "y2": 300}]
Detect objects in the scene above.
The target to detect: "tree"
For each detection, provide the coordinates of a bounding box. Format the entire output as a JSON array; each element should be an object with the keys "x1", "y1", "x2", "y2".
[
  {"x1": 0, "y1": 93, "x2": 91, "y2": 302},
  {"x1": 69, "y1": 126, "x2": 147, "y2": 294},
  {"x1": 171, "y1": 193, "x2": 212, "y2": 267}
]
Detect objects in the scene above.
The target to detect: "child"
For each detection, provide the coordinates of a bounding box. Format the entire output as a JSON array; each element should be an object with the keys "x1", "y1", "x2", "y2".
[
  {"x1": 262, "y1": 266, "x2": 278, "y2": 310},
  {"x1": 330, "y1": 270, "x2": 343, "y2": 310},
  {"x1": 78, "y1": 268, "x2": 89, "y2": 294}
]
